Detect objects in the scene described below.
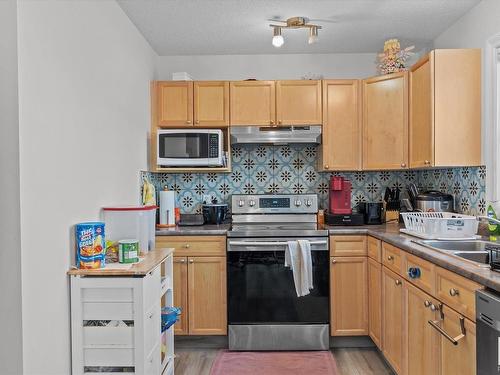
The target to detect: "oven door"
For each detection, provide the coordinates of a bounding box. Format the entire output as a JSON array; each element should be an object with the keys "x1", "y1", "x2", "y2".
[
  {"x1": 227, "y1": 237, "x2": 329, "y2": 325},
  {"x1": 157, "y1": 130, "x2": 223, "y2": 167}
]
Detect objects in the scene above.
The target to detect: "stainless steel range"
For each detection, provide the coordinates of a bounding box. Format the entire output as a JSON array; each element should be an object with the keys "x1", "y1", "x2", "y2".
[{"x1": 227, "y1": 194, "x2": 329, "y2": 351}]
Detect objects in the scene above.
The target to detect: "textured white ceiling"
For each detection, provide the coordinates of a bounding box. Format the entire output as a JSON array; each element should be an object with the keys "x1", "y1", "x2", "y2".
[{"x1": 117, "y1": 0, "x2": 480, "y2": 56}]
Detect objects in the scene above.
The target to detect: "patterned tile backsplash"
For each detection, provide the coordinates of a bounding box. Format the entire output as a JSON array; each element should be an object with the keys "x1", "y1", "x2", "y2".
[{"x1": 141, "y1": 144, "x2": 486, "y2": 216}]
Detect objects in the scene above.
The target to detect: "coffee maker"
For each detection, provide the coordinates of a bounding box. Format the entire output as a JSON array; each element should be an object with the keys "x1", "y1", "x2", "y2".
[
  {"x1": 326, "y1": 177, "x2": 364, "y2": 226},
  {"x1": 329, "y1": 176, "x2": 352, "y2": 214}
]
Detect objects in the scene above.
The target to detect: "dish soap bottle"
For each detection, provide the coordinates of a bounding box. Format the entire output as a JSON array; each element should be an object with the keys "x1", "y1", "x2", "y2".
[{"x1": 486, "y1": 202, "x2": 500, "y2": 240}]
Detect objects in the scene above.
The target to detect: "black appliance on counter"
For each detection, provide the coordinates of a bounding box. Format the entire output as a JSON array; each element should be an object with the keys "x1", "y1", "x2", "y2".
[
  {"x1": 227, "y1": 194, "x2": 329, "y2": 351},
  {"x1": 358, "y1": 202, "x2": 385, "y2": 225},
  {"x1": 202, "y1": 200, "x2": 228, "y2": 224},
  {"x1": 325, "y1": 212, "x2": 364, "y2": 226}
]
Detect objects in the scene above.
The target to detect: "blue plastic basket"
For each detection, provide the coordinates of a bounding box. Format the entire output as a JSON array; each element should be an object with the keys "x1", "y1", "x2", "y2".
[{"x1": 161, "y1": 307, "x2": 181, "y2": 332}]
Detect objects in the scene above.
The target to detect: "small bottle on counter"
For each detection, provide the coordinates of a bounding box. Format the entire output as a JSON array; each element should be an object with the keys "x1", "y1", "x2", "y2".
[{"x1": 317, "y1": 209, "x2": 325, "y2": 225}]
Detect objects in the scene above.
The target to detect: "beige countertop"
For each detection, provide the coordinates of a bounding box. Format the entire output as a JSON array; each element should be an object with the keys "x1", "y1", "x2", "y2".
[{"x1": 68, "y1": 248, "x2": 173, "y2": 276}]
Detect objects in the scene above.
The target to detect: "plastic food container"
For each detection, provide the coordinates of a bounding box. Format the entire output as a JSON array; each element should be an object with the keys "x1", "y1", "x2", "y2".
[{"x1": 102, "y1": 206, "x2": 157, "y2": 254}]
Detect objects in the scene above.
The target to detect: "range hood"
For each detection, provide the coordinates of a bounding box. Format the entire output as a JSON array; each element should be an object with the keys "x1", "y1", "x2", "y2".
[{"x1": 230, "y1": 125, "x2": 322, "y2": 145}]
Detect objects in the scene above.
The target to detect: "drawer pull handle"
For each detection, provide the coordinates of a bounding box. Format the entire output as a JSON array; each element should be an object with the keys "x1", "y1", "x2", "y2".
[
  {"x1": 387, "y1": 255, "x2": 394, "y2": 261},
  {"x1": 189, "y1": 259, "x2": 194, "y2": 263},
  {"x1": 395, "y1": 279, "x2": 402, "y2": 286},
  {"x1": 424, "y1": 300, "x2": 431, "y2": 308},
  {"x1": 449, "y1": 288, "x2": 460, "y2": 297},
  {"x1": 176, "y1": 259, "x2": 186, "y2": 263},
  {"x1": 428, "y1": 317, "x2": 466, "y2": 346},
  {"x1": 184, "y1": 244, "x2": 190, "y2": 249},
  {"x1": 430, "y1": 304, "x2": 437, "y2": 311},
  {"x1": 331, "y1": 259, "x2": 337, "y2": 264}
]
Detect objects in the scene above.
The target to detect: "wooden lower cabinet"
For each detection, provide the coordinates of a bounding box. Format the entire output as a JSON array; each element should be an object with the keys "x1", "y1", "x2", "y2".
[
  {"x1": 173, "y1": 257, "x2": 189, "y2": 335},
  {"x1": 330, "y1": 256, "x2": 368, "y2": 336},
  {"x1": 382, "y1": 266, "x2": 405, "y2": 375},
  {"x1": 439, "y1": 305, "x2": 476, "y2": 375},
  {"x1": 172, "y1": 255, "x2": 227, "y2": 335},
  {"x1": 188, "y1": 256, "x2": 227, "y2": 335},
  {"x1": 405, "y1": 283, "x2": 440, "y2": 375},
  {"x1": 368, "y1": 257, "x2": 382, "y2": 349}
]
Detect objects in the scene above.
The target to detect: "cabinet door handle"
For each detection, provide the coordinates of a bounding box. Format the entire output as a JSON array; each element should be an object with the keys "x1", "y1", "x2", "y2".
[
  {"x1": 401, "y1": 163, "x2": 406, "y2": 168},
  {"x1": 424, "y1": 160, "x2": 430, "y2": 165},
  {"x1": 324, "y1": 165, "x2": 330, "y2": 170},
  {"x1": 387, "y1": 255, "x2": 394, "y2": 261},
  {"x1": 189, "y1": 259, "x2": 194, "y2": 263},
  {"x1": 395, "y1": 279, "x2": 402, "y2": 286},
  {"x1": 184, "y1": 244, "x2": 190, "y2": 249},
  {"x1": 270, "y1": 120, "x2": 275, "y2": 125},
  {"x1": 186, "y1": 120, "x2": 192, "y2": 124},
  {"x1": 177, "y1": 259, "x2": 186, "y2": 263},
  {"x1": 449, "y1": 288, "x2": 460, "y2": 297},
  {"x1": 428, "y1": 317, "x2": 466, "y2": 345},
  {"x1": 331, "y1": 259, "x2": 337, "y2": 264},
  {"x1": 278, "y1": 120, "x2": 282, "y2": 125},
  {"x1": 424, "y1": 300, "x2": 431, "y2": 308},
  {"x1": 195, "y1": 120, "x2": 200, "y2": 124}
]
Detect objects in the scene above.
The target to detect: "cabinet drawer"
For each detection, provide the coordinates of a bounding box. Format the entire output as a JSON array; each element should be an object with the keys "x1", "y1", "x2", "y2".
[
  {"x1": 435, "y1": 267, "x2": 482, "y2": 320},
  {"x1": 156, "y1": 235, "x2": 226, "y2": 256},
  {"x1": 367, "y1": 236, "x2": 381, "y2": 262},
  {"x1": 382, "y1": 242, "x2": 403, "y2": 274},
  {"x1": 404, "y1": 253, "x2": 435, "y2": 295},
  {"x1": 330, "y1": 235, "x2": 367, "y2": 256},
  {"x1": 84, "y1": 348, "x2": 134, "y2": 367}
]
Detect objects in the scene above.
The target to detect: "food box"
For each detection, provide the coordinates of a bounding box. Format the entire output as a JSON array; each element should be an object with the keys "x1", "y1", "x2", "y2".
[{"x1": 76, "y1": 222, "x2": 105, "y2": 269}]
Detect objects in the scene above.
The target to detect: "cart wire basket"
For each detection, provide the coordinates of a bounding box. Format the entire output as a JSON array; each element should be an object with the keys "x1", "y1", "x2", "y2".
[{"x1": 400, "y1": 212, "x2": 479, "y2": 239}]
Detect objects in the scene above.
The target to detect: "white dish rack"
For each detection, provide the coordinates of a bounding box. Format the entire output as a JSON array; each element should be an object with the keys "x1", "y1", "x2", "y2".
[{"x1": 400, "y1": 212, "x2": 479, "y2": 240}]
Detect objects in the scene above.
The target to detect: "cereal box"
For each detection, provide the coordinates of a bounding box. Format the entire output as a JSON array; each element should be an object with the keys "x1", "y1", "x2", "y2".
[{"x1": 76, "y1": 222, "x2": 105, "y2": 269}]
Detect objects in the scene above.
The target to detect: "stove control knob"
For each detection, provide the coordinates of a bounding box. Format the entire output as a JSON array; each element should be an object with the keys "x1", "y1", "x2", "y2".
[
  {"x1": 294, "y1": 200, "x2": 302, "y2": 207},
  {"x1": 238, "y1": 200, "x2": 245, "y2": 207},
  {"x1": 249, "y1": 200, "x2": 256, "y2": 207},
  {"x1": 305, "y1": 199, "x2": 312, "y2": 207}
]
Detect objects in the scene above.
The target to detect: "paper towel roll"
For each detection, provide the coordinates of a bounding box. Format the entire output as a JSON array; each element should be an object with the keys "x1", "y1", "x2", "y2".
[{"x1": 159, "y1": 191, "x2": 176, "y2": 226}]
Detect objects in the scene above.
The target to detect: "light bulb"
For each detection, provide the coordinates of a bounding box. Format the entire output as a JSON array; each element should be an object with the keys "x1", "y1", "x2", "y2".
[
  {"x1": 272, "y1": 27, "x2": 284, "y2": 48},
  {"x1": 272, "y1": 35, "x2": 284, "y2": 48},
  {"x1": 308, "y1": 27, "x2": 319, "y2": 44}
]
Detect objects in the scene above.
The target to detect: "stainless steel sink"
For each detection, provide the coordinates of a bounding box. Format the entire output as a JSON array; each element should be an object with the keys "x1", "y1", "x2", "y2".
[
  {"x1": 416, "y1": 240, "x2": 495, "y2": 252},
  {"x1": 414, "y1": 239, "x2": 500, "y2": 267}
]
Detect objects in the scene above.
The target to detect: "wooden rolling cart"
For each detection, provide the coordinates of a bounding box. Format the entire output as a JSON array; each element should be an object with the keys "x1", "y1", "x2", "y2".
[{"x1": 69, "y1": 249, "x2": 175, "y2": 375}]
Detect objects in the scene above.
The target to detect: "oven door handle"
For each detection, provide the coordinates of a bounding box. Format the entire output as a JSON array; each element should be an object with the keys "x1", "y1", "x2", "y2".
[{"x1": 228, "y1": 240, "x2": 328, "y2": 246}]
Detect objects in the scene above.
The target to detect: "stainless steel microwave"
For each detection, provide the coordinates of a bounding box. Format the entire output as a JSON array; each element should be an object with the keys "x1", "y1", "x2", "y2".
[{"x1": 157, "y1": 129, "x2": 224, "y2": 167}]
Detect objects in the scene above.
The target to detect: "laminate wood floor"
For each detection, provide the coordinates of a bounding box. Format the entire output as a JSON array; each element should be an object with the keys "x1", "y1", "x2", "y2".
[{"x1": 174, "y1": 348, "x2": 395, "y2": 375}]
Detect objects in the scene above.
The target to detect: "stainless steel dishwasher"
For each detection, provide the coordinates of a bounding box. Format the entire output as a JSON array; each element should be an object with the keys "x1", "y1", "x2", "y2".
[{"x1": 476, "y1": 289, "x2": 500, "y2": 375}]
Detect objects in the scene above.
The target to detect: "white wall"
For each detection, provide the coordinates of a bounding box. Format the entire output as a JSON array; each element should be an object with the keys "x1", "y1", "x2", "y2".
[
  {"x1": 156, "y1": 53, "x2": 378, "y2": 80},
  {"x1": 17, "y1": 1, "x2": 157, "y2": 373},
  {"x1": 0, "y1": 1, "x2": 23, "y2": 374},
  {"x1": 434, "y1": 0, "x2": 500, "y2": 200}
]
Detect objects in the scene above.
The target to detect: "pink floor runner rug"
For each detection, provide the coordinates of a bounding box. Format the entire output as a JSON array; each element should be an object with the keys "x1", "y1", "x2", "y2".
[{"x1": 210, "y1": 351, "x2": 339, "y2": 375}]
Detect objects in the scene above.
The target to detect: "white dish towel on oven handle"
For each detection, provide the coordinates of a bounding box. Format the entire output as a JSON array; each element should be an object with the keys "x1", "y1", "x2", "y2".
[{"x1": 285, "y1": 240, "x2": 313, "y2": 297}]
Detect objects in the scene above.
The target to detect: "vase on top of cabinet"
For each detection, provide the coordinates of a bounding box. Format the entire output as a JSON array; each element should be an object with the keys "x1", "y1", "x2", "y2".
[{"x1": 409, "y1": 49, "x2": 481, "y2": 168}]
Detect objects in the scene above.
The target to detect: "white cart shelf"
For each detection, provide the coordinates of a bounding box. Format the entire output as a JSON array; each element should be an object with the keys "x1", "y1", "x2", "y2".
[{"x1": 69, "y1": 249, "x2": 174, "y2": 375}]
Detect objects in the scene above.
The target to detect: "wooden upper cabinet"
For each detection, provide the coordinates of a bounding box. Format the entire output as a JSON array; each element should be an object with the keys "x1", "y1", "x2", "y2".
[
  {"x1": 230, "y1": 81, "x2": 276, "y2": 126},
  {"x1": 193, "y1": 81, "x2": 229, "y2": 126},
  {"x1": 410, "y1": 49, "x2": 481, "y2": 168},
  {"x1": 157, "y1": 81, "x2": 193, "y2": 126},
  {"x1": 409, "y1": 54, "x2": 434, "y2": 168},
  {"x1": 188, "y1": 256, "x2": 227, "y2": 335},
  {"x1": 330, "y1": 256, "x2": 368, "y2": 336},
  {"x1": 276, "y1": 80, "x2": 322, "y2": 125},
  {"x1": 363, "y1": 72, "x2": 409, "y2": 170},
  {"x1": 320, "y1": 80, "x2": 361, "y2": 171}
]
